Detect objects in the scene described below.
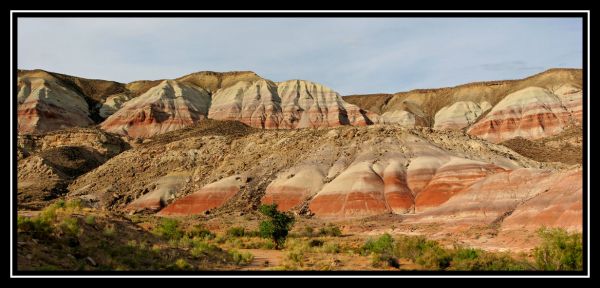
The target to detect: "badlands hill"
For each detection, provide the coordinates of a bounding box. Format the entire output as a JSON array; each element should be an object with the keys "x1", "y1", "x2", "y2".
[
  {"x1": 57, "y1": 120, "x2": 581, "y2": 251},
  {"x1": 15, "y1": 68, "x2": 584, "y2": 252},
  {"x1": 18, "y1": 69, "x2": 582, "y2": 147}
]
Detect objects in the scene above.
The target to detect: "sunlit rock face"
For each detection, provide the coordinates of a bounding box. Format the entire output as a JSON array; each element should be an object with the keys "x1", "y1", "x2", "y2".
[
  {"x1": 100, "y1": 80, "x2": 211, "y2": 138},
  {"x1": 208, "y1": 79, "x2": 374, "y2": 129},
  {"x1": 467, "y1": 87, "x2": 577, "y2": 143},
  {"x1": 18, "y1": 77, "x2": 94, "y2": 134},
  {"x1": 434, "y1": 101, "x2": 491, "y2": 130},
  {"x1": 157, "y1": 175, "x2": 246, "y2": 216}
]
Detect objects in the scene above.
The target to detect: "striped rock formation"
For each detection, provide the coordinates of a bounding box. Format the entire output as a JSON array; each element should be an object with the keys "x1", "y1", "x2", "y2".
[
  {"x1": 308, "y1": 161, "x2": 390, "y2": 218},
  {"x1": 157, "y1": 175, "x2": 247, "y2": 216},
  {"x1": 413, "y1": 157, "x2": 506, "y2": 212},
  {"x1": 261, "y1": 165, "x2": 327, "y2": 211},
  {"x1": 126, "y1": 174, "x2": 190, "y2": 212},
  {"x1": 17, "y1": 77, "x2": 94, "y2": 134},
  {"x1": 501, "y1": 168, "x2": 582, "y2": 232},
  {"x1": 100, "y1": 80, "x2": 211, "y2": 138},
  {"x1": 554, "y1": 85, "x2": 583, "y2": 124},
  {"x1": 277, "y1": 80, "x2": 372, "y2": 128},
  {"x1": 208, "y1": 79, "x2": 373, "y2": 129},
  {"x1": 407, "y1": 168, "x2": 556, "y2": 223},
  {"x1": 467, "y1": 87, "x2": 576, "y2": 143},
  {"x1": 207, "y1": 80, "x2": 283, "y2": 129},
  {"x1": 434, "y1": 101, "x2": 491, "y2": 130}
]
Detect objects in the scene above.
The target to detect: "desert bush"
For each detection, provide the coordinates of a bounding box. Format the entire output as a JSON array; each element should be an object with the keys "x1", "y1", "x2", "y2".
[
  {"x1": 415, "y1": 244, "x2": 452, "y2": 270},
  {"x1": 190, "y1": 239, "x2": 221, "y2": 258},
  {"x1": 321, "y1": 242, "x2": 341, "y2": 254},
  {"x1": 449, "y1": 249, "x2": 531, "y2": 271},
  {"x1": 287, "y1": 249, "x2": 305, "y2": 265},
  {"x1": 318, "y1": 224, "x2": 342, "y2": 237},
  {"x1": 228, "y1": 249, "x2": 254, "y2": 265},
  {"x1": 308, "y1": 239, "x2": 324, "y2": 247},
  {"x1": 103, "y1": 224, "x2": 115, "y2": 237},
  {"x1": 395, "y1": 235, "x2": 428, "y2": 261},
  {"x1": 186, "y1": 224, "x2": 215, "y2": 240},
  {"x1": 226, "y1": 227, "x2": 246, "y2": 237},
  {"x1": 301, "y1": 226, "x2": 315, "y2": 237},
  {"x1": 362, "y1": 233, "x2": 399, "y2": 268},
  {"x1": 64, "y1": 199, "x2": 83, "y2": 212},
  {"x1": 60, "y1": 217, "x2": 80, "y2": 237},
  {"x1": 258, "y1": 204, "x2": 295, "y2": 249},
  {"x1": 534, "y1": 227, "x2": 583, "y2": 271},
  {"x1": 17, "y1": 215, "x2": 53, "y2": 240},
  {"x1": 154, "y1": 218, "x2": 183, "y2": 240},
  {"x1": 39, "y1": 201, "x2": 64, "y2": 223},
  {"x1": 170, "y1": 258, "x2": 193, "y2": 270},
  {"x1": 362, "y1": 233, "x2": 395, "y2": 256},
  {"x1": 85, "y1": 215, "x2": 96, "y2": 225}
]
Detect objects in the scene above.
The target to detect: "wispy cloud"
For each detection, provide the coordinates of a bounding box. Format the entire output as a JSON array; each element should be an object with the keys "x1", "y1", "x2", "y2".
[{"x1": 17, "y1": 18, "x2": 583, "y2": 95}]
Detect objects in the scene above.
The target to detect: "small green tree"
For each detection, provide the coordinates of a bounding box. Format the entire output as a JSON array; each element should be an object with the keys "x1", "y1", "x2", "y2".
[
  {"x1": 258, "y1": 204, "x2": 295, "y2": 249},
  {"x1": 534, "y1": 227, "x2": 583, "y2": 271}
]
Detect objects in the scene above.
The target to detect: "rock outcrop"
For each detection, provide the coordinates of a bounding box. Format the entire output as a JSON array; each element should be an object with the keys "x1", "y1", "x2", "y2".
[
  {"x1": 157, "y1": 175, "x2": 247, "y2": 216},
  {"x1": 100, "y1": 80, "x2": 211, "y2": 138},
  {"x1": 208, "y1": 79, "x2": 373, "y2": 129},
  {"x1": 467, "y1": 87, "x2": 576, "y2": 143},
  {"x1": 17, "y1": 77, "x2": 94, "y2": 134},
  {"x1": 127, "y1": 174, "x2": 190, "y2": 212},
  {"x1": 434, "y1": 101, "x2": 491, "y2": 130},
  {"x1": 501, "y1": 169, "x2": 582, "y2": 232},
  {"x1": 261, "y1": 165, "x2": 326, "y2": 211}
]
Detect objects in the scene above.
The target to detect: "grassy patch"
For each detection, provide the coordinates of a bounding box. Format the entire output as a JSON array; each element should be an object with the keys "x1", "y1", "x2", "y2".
[{"x1": 153, "y1": 218, "x2": 184, "y2": 240}]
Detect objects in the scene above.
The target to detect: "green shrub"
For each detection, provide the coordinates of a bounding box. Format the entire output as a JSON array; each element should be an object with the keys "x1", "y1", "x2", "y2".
[
  {"x1": 65, "y1": 199, "x2": 82, "y2": 210},
  {"x1": 258, "y1": 204, "x2": 295, "y2": 249},
  {"x1": 362, "y1": 234, "x2": 399, "y2": 268},
  {"x1": 171, "y1": 258, "x2": 193, "y2": 270},
  {"x1": 85, "y1": 215, "x2": 96, "y2": 225},
  {"x1": 154, "y1": 218, "x2": 183, "y2": 240},
  {"x1": 449, "y1": 250, "x2": 531, "y2": 271},
  {"x1": 371, "y1": 253, "x2": 400, "y2": 269},
  {"x1": 361, "y1": 233, "x2": 395, "y2": 256},
  {"x1": 395, "y1": 235, "x2": 428, "y2": 261},
  {"x1": 39, "y1": 202, "x2": 63, "y2": 223},
  {"x1": 534, "y1": 227, "x2": 583, "y2": 271},
  {"x1": 60, "y1": 217, "x2": 80, "y2": 237},
  {"x1": 226, "y1": 227, "x2": 246, "y2": 237},
  {"x1": 186, "y1": 224, "x2": 215, "y2": 240},
  {"x1": 190, "y1": 240, "x2": 220, "y2": 258},
  {"x1": 416, "y1": 244, "x2": 452, "y2": 270},
  {"x1": 17, "y1": 216, "x2": 53, "y2": 240},
  {"x1": 318, "y1": 224, "x2": 342, "y2": 237},
  {"x1": 103, "y1": 224, "x2": 115, "y2": 237},
  {"x1": 229, "y1": 249, "x2": 254, "y2": 265}
]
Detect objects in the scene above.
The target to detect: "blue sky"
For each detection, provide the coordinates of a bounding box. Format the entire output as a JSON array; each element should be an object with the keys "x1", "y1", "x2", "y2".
[{"x1": 18, "y1": 18, "x2": 582, "y2": 95}]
